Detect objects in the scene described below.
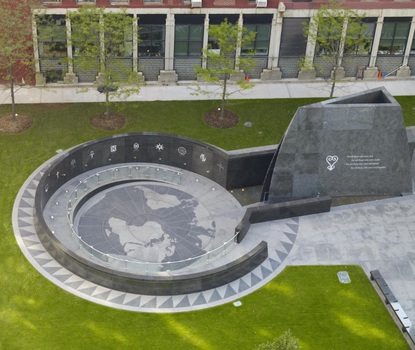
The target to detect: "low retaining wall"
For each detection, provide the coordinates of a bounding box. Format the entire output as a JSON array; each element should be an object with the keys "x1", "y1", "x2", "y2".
[{"x1": 236, "y1": 196, "x2": 332, "y2": 243}]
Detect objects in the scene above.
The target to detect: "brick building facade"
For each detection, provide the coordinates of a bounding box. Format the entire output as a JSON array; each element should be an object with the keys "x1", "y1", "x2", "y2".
[{"x1": 33, "y1": 0, "x2": 415, "y2": 85}]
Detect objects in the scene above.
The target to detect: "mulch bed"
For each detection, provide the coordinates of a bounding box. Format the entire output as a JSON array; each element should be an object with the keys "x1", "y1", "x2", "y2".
[
  {"x1": 90, "y1": 112, "x2": 126, "y2": 131},
  {"x1": 0, "y1": 114, "x2": 34, "y2": 134},
  {"x1": 203, "y1": 109, "x2": 240, "y2": 129}
]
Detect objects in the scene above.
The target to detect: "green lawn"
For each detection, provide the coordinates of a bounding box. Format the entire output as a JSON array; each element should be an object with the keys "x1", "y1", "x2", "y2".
[{"x1": 0, "y1": 98, "x2": 412, "y2": 350}]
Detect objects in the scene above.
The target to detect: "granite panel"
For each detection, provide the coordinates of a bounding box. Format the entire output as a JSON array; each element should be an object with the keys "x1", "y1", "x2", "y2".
[
  {"x1": 274, "y1": 153, "x2": 296, "y2": 176},
  {"x1": 226, "y1": 152, "x2": 274, "y2": 189},
  {"x1": 298, "y1": 107, "x2": 324, "y2": 131},
  {"x1": 125, "y1": 135, "x2": 149, "y2": 163},
  {"x1": 268, "y1": 87, "x2": 412, "y2": 203},
  {"x1": 292, "y1": 174, "x2": 319, "y2": 198},
  {"x1": 296, "y1": 130, "x2": 322, "y2": 153},
  {"x1": 294, "y1": 153, "x2": 320, "y2": 175},
  {"x1": 101, "y1": 138, "x2": 126, "y2": 166},
  {"x1": 191, "y1": 144, "x2": 215, "y2": 181}
]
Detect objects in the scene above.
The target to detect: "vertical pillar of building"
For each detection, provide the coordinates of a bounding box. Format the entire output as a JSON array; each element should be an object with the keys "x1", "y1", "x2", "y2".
[
  {"x1": 202, "y1": 14, "x2": 209, "y2": 70},
  {"x1": 133, "y1": 13, "x2": 138, "y2": 73},
  {"x1": 96, "y1": 13, "x2": 106, "y2": 84},
  {"x1": 64, "y1": 13, "x2": 78, "y2": 84},
  {"x1": 397, "y1": 16, "x2": 415, "y2": 77},
  {"x1": 132, "y1": 13, "x2": 144, "y2": 83},
  {"x1": 298, "y1": 15, "x2": 316, "y2": 80},
  {"x1": 364, "y1": 14, "x2": 383, "y2": 79},
  {"x1": 158, "y1": 12, "x2": 177, "y2": 84},
  {"x1": 32, "y1": 13, "x2": 46, "y2": 85},
  {"x1": 230, "y1": 13, "x2": 245, "y2": 81},
  {"x1": 261, "y1": 10, "x2": 283, "y2": 81},
  {"x1": 330, "y1": 18, "x2": 347, "y2": 80}
]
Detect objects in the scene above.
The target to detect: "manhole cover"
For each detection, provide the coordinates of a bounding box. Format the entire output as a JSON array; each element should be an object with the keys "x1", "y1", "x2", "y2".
[{"x1": 337, "y1": 271, "x2": 351, "y2": 283}]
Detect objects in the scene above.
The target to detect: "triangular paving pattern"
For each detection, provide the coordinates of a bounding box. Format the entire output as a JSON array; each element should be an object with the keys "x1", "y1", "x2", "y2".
[
  {"x1": 175, "y1": 295, "x2": 190, "y2": 308},
  {"x1": 269, "y1": 258, "x2": 281, "y2": 271},
  {"x1": 281, "y1": 241, "x2": 293, "y2": 254},
  {"x1": 107, "y1": 290, "x2": 126, "y2": 304},
  {"x1": 141, "y1": 297, "x2": 157, "y2": 308},
  {"x1": 192, "y1": 293, "x2": 207, "y2": 306},
  {"x1": 260, "y1": 266, "x2": 272, "y2": 280},
  {"x1": 124, "y1": 296, "x2": 142, "y2": 307},
  {"x1": 250, "y1": 272, "x2": 262, "y2": 287},
  {"x1": 208, "y1": 289, "x2": 222, "y2": 303},
  {"x1": 285, "y1": 223, "x2": 299, "y2": 234},
  {"x1": 275, "y1": 249, "x2": 288, "y2": 262},
  {"x1": 238, "y1": 279, "x2": 250, "y2": 293},
  {"x1": 284, "y1": 232, "x2": 297, "y2": 244},
  {"x1": 159, "y1": 297, "x2": 174, "y2": 309}
]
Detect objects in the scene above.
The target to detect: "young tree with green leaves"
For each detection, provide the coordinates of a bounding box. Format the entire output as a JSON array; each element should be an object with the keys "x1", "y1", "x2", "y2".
[
  {"x1": 0, "y1": 0, "x2": 42, "y2": 122},
  {"x1": 70, "y1": 5, "x2": 141, "y2": 120},
  {"x1": 300, "y1": 1, "x2": 369, "y2": 98},
  {"x1": 255, "y1": 330, "x2": 301, "y2": 350},
  {"x1": 192, "y1": 19, "x2": 256, "y2": 119}
]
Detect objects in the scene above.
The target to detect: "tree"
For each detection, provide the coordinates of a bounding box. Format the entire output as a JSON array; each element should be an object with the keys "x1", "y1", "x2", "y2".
[
  {"x1": 300, "y1": 1, "x2": 369, "y2": 98},
  {"x1": 192, "y1": 19, "x2": 256, "y2": 119},
  {"x1": 0, "y1": 0, "x2": 42, "y2": 122},
  {"x1": 69, "y1": 5, "x2": 141, "y2": 120},
  {"x1": 255, "y1": 330, "x2": 301, "y2": 350}
]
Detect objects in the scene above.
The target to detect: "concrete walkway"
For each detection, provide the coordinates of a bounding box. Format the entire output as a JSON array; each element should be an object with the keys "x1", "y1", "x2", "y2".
[{"x1": 2, "y1": 78, "x2": 415, "y2": 104}]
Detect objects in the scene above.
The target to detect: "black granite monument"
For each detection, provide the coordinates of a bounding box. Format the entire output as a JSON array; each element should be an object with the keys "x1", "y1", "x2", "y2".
[{"x1": 263, "y1": 87, "x2": 413, "y2": 203}]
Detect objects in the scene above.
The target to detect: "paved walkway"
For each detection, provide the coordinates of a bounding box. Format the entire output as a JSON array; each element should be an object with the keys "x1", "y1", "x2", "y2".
[{"x1": 2, "y1": 78, "x2": 415, "y2": 104}]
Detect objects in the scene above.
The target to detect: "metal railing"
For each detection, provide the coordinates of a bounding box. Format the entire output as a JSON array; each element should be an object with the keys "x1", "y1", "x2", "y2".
[{"x1": 66, "y1": 165, "x2": 237, "y2": 275}]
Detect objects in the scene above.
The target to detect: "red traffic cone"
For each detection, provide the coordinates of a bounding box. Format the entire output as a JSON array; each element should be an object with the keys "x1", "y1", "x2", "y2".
[
  {"x1": 245, "y1": 75, "x2": 249, "y2": 82},
  {"x1": 378, "y1": 71, "x2": 382, "y2": 79}
]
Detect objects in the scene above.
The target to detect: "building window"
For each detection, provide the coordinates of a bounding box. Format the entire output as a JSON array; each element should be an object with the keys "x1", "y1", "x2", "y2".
[
  {"x1": 410, "y1": 33, "x2": 415, "y2": 55},
  {"x1": 242, "y1": 24, "x2": 270, "y2": 56},
  {"x1": 242, "y1": 15, "x2": 272, "y2": 56},
  {"x1": 279, "y1": 18, "x2": 309, "y2": 57},
  {"x1": 37, "y1": 16, "x2": 67, "y2": 58},
  {"x1": 42, "y1": 0, "x2": 61, "y2": 4},
  {"x1": 344, "y1": 19, "x2": 376, "y2": 56},
  {"x1": 139, "y1": 25, "x2": 165, "y2": 57},
  {"x1": 105, "y1": 19, "x2": 133, "y2": 58},
  {"x1": 378, "y1": 18, "x2": 411, "y2": 55},
  {"x1": 76, "y1": 0, "x2": 95, "y2": 3},
  {"x1": 174, "y1": 25, "x2": 203, "y2": 56}
]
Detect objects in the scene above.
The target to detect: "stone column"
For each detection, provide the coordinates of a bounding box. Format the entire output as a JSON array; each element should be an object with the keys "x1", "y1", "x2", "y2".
[
  {"x1": 133, "y1": 13, "x2": 138, "y2": 73},
  {"x1": 64, "y1": 14, "x2": 78, "y2": 84},
  {"x1": 330, "y1": 18, "x2": 347, "y2": 80},
  {"x1": 132, "y1": 14, "x2": 144, "y2": 83},
  {"x1": 230, "y1": 13, "x2": 245, "y2": 82},
  {"x1": 298, "y1": 16, "x2": 316, "y2": 80},
  {"x1": 261, "y1": 10, "x2": 283, "y2": 81},
  {"x1": 158, "y1": 12, "x2": 177, "y2": 84},
  {"x1": 96, "y1": 13, "x2": 106, "y2": 85},
  {"x1": 32, "y1": 14, "x2": 46, "y2": 85},
  {"x1": 202, "y1": 14, "x2": 209, "y2": 70},
  {"x1": 364, "y1": 15, "x2": 383, "y2": 79},
  {"x1": 397, "y1": 16, "x2": 415, "y2": 78}
]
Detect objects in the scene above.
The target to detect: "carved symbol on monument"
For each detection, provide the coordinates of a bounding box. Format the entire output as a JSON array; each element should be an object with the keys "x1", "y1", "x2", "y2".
[
  {"x1": 110, "y1": 145, "x2": 117, "y2": 153},
  {"x1": 326, "y1": 155, "x2": 339, "y2": 171},
  {"x1": 70, "y1": 159, "x2": 76, "y2": 169},
  {"x1": 200, "y1": 154, "x2": 206, "y2": 162},
  {"x1": 45, "y1": 184, "x2": 49, "y2": 193},
  {"x1": 90, "y1": 150, "x2": 94, "y2": 159},
  {"x1": 178, "y1": 147, "x2": 186, "y2": 156},
  {"x1": 133, "y1": 142, "x2": 139, "y2": 151},
  {"x1": 217, "y1": 163, "x2": 224, "y2": 171},
  {"x1": 155, "y1": 143, "x2": 164, "y2": 151},
  {"x1": 56, "y1": 171, "x2": 60, "y2": 179}
]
